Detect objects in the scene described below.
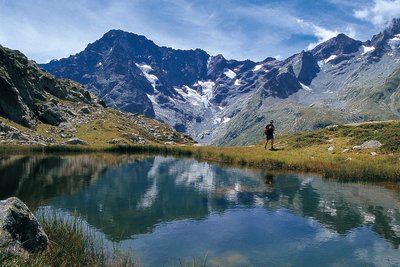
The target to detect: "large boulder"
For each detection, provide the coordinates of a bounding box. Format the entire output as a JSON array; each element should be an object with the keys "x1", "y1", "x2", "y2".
[
  {"x1": 0, "y1": 197, "x2": 49, "y2": 256},
  {"x1": 360, "y1": 140, "x2": 383, "y2": 149},
  {"x1": 36, "y1": 102, "x2": 66, "y2": 126},
  {"x1": 353, "y1": 140, "x2": 383, "y2": 150}
]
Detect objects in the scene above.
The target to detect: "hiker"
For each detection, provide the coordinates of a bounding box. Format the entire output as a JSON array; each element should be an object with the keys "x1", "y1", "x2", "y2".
[{"x1": 264, "y1": 120, "x2": 275, "y2": 150}]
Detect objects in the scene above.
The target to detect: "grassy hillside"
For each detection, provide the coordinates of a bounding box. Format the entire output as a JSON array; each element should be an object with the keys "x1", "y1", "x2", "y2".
[{"x1": 0, "y1": 99, "x2": 193, "y2": 147}]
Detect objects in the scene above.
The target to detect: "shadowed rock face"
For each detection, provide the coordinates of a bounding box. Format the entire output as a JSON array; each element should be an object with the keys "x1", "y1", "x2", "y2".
[
  {"x1": 43, "y1": 30, "x2": 210, "y2": 119},
  {"x1": 0, "y1": 197, "x2": 49, "y2": 255},
  {"x1": 287, "y1": 51, "x2": 320, "y2": 86},
  {"x1": 0, "y1": 45, "x2": 95, "y2": 128}
]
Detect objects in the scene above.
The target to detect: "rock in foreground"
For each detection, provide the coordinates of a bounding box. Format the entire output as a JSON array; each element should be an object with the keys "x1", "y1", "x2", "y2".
[{"x1": 0, "y1": 197, "x2": 49, "y2": 256}]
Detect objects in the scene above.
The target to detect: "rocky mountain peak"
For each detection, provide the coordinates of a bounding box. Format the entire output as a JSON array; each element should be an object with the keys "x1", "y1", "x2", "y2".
[
  {"x1": 311, "y1": 33, "x2": 362, "y2": 60},
  {"x1": 370, "y1": 17, "x2": 400, "y2": 53},
  {"x1": 386, "y1": 18, "x2": 400, "y2": 35},
  {"x1": 206, "y1": 54, "x2": 227, "y2": 79},
  {"x1": 262, "y1": 57, "x2": 278, "y2": 63}
]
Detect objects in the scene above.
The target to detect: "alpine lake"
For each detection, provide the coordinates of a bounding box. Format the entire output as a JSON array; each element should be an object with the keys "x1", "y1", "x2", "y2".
[{"x1": 1, "y1": 154, "x2": 400, "y2": 267}]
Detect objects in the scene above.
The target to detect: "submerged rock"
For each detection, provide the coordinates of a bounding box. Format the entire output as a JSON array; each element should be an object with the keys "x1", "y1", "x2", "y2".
[{"x1": 0, "y1": 197, "x2": 49, "y2": 256}]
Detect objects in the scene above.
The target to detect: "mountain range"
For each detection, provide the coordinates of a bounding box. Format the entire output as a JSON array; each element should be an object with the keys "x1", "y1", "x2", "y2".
[{"x1": 42, "y1": 18, "x2": 400, "y2": 145}]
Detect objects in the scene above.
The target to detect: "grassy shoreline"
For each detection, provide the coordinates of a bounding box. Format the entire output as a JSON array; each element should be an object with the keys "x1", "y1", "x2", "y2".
[
  {"x1": 0, "y1": 214, "x2": 134, "y2": 267},
  {"x1": 0, "y1": 141, "x2": 399, "y2": 182},
  {"x1": 1, "y1": 121, "x2": 399, "y2": 182}
]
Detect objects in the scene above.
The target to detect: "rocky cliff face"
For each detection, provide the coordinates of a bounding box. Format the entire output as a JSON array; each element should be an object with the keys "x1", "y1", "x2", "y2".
[
  {"x1": 0, "y1": 44, "x2": 193, "y2": 146},
  {"x1": 42, "y1": 19, "x2": 400, "y2": 145},
  {"x1": 0, "y1": 45, "x2": 100, "y2": 128}
]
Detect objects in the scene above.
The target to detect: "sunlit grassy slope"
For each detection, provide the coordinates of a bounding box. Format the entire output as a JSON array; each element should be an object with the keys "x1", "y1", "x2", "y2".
[{"x1": 1, "y1": 119, "x2": 399, "y2": 181}]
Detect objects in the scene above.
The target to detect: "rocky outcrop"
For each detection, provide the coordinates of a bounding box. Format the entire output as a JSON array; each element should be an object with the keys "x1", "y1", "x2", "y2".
[
  {"x1": 287, "y1": 51, "x2": 320, "y2": 85},
  {"x1": 0, "y1": 44, "x2": 100, "y2": 128},
  {"x1": 0, "y1": 44, "x2": 194, "y2": 146},
  {"x1": 353, "y1": 140, "x2": 383, "y2": 150},
  {"x1": 36, "y1": 101, "x2": 66, "y2": 126},
  {"x1": 0, "y1": 197, "x2": 49, "y2": 256},
  {"x1": 0, "y1": 121, "x2": 53, "y2": 145}
]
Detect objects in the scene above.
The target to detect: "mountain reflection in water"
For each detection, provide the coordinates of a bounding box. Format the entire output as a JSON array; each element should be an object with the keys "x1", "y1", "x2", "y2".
[{"x1": 1, "y1": 155, "x2": 399, "y2": 266}]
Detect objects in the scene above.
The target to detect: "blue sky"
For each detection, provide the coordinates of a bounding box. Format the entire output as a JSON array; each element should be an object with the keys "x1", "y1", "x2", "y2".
[{"x1": 1, "y1": 0, "x2": 400, "y2": 63}]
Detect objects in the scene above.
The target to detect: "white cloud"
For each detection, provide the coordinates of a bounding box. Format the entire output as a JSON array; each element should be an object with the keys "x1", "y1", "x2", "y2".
[
  {"x1": 296, "y1": 19, "x2": 356, "y2": 50},
  {"x1": 354, "y1": 9, "x2": 370, "y2": 20},
  {"x1": 354, "y1": 0, "x2": 400, "y2": 26},
  {"x1": 0, "y1": 0, "x2": 370, "y2": 63}
]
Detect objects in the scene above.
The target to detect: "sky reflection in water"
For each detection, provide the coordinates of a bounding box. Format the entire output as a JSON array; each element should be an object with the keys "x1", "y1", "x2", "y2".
[{"x1": 1, "y1": 155, "x2": 400, "y2": 266}]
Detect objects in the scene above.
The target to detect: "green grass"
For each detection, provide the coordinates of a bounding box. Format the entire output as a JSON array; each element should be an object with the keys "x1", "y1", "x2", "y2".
[
  {"x1": 285, "y1": 130, "x2": 328, "y2": 148},
  {"x1": 1, "y1": 121, "x2": 399, "y2": 182},
  {"x1": 333, "y1": 122, "x2": 400, "y2": 152},
  {"x1": 0, "y1": 214, "x2": 134, "y2": 267}
]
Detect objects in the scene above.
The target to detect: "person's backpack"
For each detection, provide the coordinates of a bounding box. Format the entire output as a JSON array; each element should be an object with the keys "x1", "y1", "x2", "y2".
[{"x1": 264, "y1": 126, "x2": 271, "y2": 135}]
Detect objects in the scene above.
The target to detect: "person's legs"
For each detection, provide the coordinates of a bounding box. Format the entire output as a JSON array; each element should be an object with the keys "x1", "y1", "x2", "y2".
[
  {"x1": 270, "y1": 138, "x2": 274, "y2": 150},
  {"x1": 264, "y1": 139, "x2": 269, "y2": 149}
]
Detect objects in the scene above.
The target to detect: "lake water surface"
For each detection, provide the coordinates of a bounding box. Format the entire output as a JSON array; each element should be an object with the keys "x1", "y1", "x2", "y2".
[{"x1": 1, "y1": 154, "x2": 400, "y2": 266}]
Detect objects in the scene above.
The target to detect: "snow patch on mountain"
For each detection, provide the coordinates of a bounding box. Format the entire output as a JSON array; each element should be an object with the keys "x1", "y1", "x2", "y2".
[
  {"x1": 213, "y1": 117, "x2": 231, "y2": 124},
  {"x1": 253, "y1": 64, "x2": 263, "y2": 72},
  {"x1": 324, "y1": 55, "x2": 337, "y2": 64},
  {"x1": 136, "y1": 63, "x2": 158, "y2": 89},
  {"x1": 196, "y1": 80, "x2": 215, "y2": 100},
  {"x1": 361, "y1": 45, "x2": 375, "y2": 55},
  {"x1": 222, "y1": 117, "x2": 231, "y2": 123},
  {"x1": 176, "y1": 84, "x2": 215, "y2": 108},
  {"x1": 180, "y1": 86, "x2": 206, "y2": 107},
  {"x1": 234, "y1": 79, "x2": 241, "y2": 86},
  {"x1": 214, "y1": 117, "x2": 222, "y2": 124},
  {"x1": 146, "y1": 93, "x2": 160, "y2": 114},
  {"x1": 224, "y1": 69, "x2": 236, "y2": 79},
  {"x1": 300, "y1": 82, "x2": 313, "y2": 92},
  {"x1": 388, "y1": 34, "x2": 400, "y2": 49}
]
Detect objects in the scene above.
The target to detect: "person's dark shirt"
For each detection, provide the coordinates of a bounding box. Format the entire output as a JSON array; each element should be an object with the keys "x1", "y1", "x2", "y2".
[{"x1": 266, "y1": 123, "x2": 275, "y2": 134}]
